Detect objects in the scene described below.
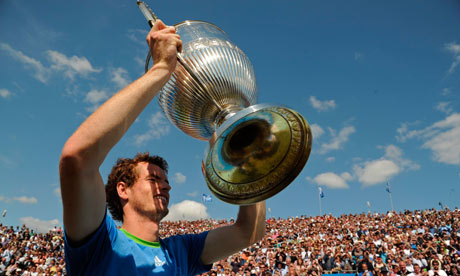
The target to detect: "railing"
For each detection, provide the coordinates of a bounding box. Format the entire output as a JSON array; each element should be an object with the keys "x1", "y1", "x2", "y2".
[{"x1": 323, "y1": 270, "x2": 357, "y2": 275}]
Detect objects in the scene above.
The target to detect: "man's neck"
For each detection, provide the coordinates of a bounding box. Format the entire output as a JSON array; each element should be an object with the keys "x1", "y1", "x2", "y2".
[{"x1": 121, "y1": 214, "x2": 161, "y2": 242}]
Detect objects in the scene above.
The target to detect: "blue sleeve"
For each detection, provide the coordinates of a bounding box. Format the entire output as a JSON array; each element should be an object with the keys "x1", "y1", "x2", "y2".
[
  {"x1": 64, "y1": 210, "x2": 117, "y2": 275},
  {"x1": 162, "y1": 231, "x2": 213, "y2": 275}
]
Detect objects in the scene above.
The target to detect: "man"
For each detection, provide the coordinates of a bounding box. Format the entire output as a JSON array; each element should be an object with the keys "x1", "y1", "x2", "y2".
[
  {"x1": 59, "y1": 20, "x2": 266, "y2": 275},
  {"x1": 428, "y1": 260, "x2": 447, "y2": 276},
  {"x1": 322, "y1": 250, "x2": 335, "y2": 271},
  {"x1": 359, "y1": 263, "x2": 374, "y2": 276},
  {"x1": 357, "y1": 252, "x2": 375, "y2": 274},
  {"x1": 390, "y1": 264, "x2": 400, "y2": 276},
  {"x1": 412, "y1": 253, "x2": 428, "y2": 269},
  {"x1": 374, "y1": 255, "x2": 387, "y2": 272},
  {"x1": 399, "y1": 261, "x2": 410, "y2": 276},
  {"x1": 408, "y1": 263, "x2": 425, "y2": 276},
  {"x1": 405, "y1": 258, "x2": 414, "y2": 273}
]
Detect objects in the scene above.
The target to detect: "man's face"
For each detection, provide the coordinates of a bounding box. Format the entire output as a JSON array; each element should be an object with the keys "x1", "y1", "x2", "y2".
[
  {"x1": 399, "y1": 262, "x2": 407, "y2": 272},
  {"x1": 406, "y1": 259, "x2": 412, "y2": 266},
  {"x1": 127, "y1": 162, "x2": 170, "y2": 222},
  {"x1": 362, "y1": 263, "x2": 368, "y2": 271}
]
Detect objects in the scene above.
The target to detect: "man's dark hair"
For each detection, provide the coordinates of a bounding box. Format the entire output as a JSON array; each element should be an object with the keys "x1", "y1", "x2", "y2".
[{"x1": 105, "y1": 152, "x2": 168, "y2": 222}]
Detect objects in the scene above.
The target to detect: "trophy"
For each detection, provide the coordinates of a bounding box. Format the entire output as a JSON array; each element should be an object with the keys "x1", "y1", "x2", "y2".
[{"x1": 138, "y1": 1, "x2": 312, "y2": 205}]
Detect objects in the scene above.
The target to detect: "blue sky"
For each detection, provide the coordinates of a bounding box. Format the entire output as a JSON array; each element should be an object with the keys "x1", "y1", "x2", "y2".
[{"x1": 1, "y1": 0, "x2": 460, "y2": 232}]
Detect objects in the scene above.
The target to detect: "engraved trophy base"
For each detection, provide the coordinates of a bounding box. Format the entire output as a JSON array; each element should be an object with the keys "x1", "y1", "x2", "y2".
[{"x1": 202, "y1": 104, "x2": 312, "y2": 205}]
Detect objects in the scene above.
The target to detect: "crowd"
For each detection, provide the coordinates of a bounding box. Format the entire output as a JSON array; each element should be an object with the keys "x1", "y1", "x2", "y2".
[
  {"x1": 0, "y1": 224, "x2": 65, "y2": 275},
  {"x1": 190, "y1": 208, "x2": 460, "y2": 276},
  {"x1": 0, "y1": 208, "x2": 459, "y2": 276}
]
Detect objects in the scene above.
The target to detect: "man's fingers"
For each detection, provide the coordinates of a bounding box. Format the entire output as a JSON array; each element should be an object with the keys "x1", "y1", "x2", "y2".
[
  {"x1": 176, "y1": 38, "x2": 183, "y2": 53},
  {"x1": 151, "y1": 20, "x2": 176, "y2": 34},
  {"x1": 164, "y1": 26, "x2": 176, "y2": 34},
  {"x1": 165, "y1": 35, "x2": 182, "y2": 54},
  {"x1": 152, "y1": 19, "x2": 167, "y2": 31}
]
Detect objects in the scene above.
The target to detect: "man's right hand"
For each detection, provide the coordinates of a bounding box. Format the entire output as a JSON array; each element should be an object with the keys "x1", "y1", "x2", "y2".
[{"x1": 146, "y1": 20, "x2": 182, "y2": 76}]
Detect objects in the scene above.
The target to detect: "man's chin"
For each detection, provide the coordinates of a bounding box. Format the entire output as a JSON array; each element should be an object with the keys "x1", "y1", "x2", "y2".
[{"x1": 157, "y1": 208, "x2": 169, "y2": 222}]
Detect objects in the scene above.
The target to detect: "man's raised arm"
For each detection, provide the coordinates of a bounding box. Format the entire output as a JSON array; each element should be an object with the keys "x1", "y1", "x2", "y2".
[
  {"x1": 59, "y1": 21, "x2": 182, "y2": 243},
  {"x1": 200, "y1": 201, "x2": 266, "y2": 265}
]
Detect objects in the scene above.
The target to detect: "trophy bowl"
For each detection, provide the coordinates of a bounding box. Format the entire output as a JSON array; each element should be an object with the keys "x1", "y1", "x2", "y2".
[{"x1": 149, "y1": 20, "x2": 312, "y2": 205}]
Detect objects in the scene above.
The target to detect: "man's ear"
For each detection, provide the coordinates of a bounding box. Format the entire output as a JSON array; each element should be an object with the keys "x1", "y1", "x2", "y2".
[{"x1": 117, "y1": 182, "x2": 129, "y2": 200}]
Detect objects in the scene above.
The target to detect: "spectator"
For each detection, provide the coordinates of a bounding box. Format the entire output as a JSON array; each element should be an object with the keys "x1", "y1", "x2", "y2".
[
  {"x1": 408, "y1": 263, "x2": 425, "y2": 276},
  {"x1": 428, "y1": 260, "x2": 447, "y2": 276},
  {"x1": 360, "y1": 263, "x2": 374, "y2": 276}
]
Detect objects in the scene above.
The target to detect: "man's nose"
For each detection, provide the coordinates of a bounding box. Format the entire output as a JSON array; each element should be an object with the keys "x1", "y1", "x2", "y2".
[{"x1": 160, "y1": 180, "x2": 171, "y2": 192}]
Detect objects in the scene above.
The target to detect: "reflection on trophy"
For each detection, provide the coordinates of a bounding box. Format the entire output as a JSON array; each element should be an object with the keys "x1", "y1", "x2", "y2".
[{"x1": 138, "y1": 1, "x2": 312, "y2": 205}]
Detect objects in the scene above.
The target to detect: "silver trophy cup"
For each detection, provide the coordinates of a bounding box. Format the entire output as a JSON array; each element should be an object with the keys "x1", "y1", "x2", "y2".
[{"x1": 140, "y1": 3, "x2": 312, "y2": 205}]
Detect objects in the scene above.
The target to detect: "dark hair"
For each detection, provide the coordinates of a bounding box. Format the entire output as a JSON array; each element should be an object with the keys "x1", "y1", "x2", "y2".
[{"x1": 105, "y1": 152, "x2": 168, "y2": 222}]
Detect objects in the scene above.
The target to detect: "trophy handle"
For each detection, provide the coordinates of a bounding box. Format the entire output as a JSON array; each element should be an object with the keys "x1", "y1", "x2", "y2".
[{"x1": 137, "y1": 0, "x2": 158, "y2": 27}]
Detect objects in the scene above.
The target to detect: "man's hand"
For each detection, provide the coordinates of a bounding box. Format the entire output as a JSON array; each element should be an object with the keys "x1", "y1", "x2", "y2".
[
  {"x1": 146, "y1": 20, "x2": 182, "y2": 76},
  {"x1": 200, "y1": 201, "x2": 266, "y2": 265}
]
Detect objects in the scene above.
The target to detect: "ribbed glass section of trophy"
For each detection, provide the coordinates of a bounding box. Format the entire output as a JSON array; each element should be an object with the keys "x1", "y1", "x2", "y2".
[{"x1": 138, "y1": 1, "x2": 312, "y2": 205}]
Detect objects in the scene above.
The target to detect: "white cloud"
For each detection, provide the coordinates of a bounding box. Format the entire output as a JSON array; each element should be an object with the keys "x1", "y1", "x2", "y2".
[
  {"x1": 13, "y1": 196, "x2": 38, "y2": 204},
  {"x1": 172, "y1": 172, "x2": 186, "y2": 184},
  {"x1": 310, "y1": 96, "x2": 336, "y2": 112},
  {"x1": 0, "y1": 196, "x2": 10, "y2": 203},
  {"x1": 448, "y1": 57, "x2": 460, "y2": 69},
  {"x1": 134, "y1": 112, "x2": 170, "y2": 145},
  {"x1": 163, "y1": 200, "x2": 209, "y2": 221},
  {"x1": 354, "y1": 159, "x2": 400, "y2": 187},
  {"x1": 341, "y1": 172, "x2": 353, "y2": 181},
  {"x1": 19, "y1": 217, "x2": 60, "y2": 233},
  {"x1": 396, "y1": 122, "x2": 422, "y2": 143},
  {"x1": 47, "y1": 50, "x2": 101, "y2": 80},
  {"x1": 126, "y1": 29, "x2": 148, "y2": 46},
  {"x1": 111, "y1": 67, "x2": 130, "y2": 88},
  {"x1": 442, "y1": 88, "x2": 451, "y2": 96},
  {"x1": 446, "y1": 42, "x2": 460, "y2": 54},
  {"x1": 53, "y1": 187, "x2": 61, "y2": 198},
  {"x1": 133, "y1": 132, "x2": 152, "y2": 146},
  {"x1": 0, "y1": 89, "x2": 13, "y2": 99},
  {"x1": 0, "y1": 154, "x2": 17, "y2": 168},
  {"x1": 319, "y1": 126, "x2": 355, "y2": 154},
  {"x1": 186, "y1": 191, "x2": 198, "y2": 197},
  {"x1": 445, "y1": 42, "x2": 460, "y2": 75},
  {"x1": 397, "y1": 113, "x2": 460, "y2": 165},
  {"x1": 0, "y1": 195, "x2": 38, "y2": 204},
  {"x1": 353, "y1": 144, "x2": 418, "y2": 187},
  {"x1": 85, "y1": 89, "x2": 108, "y2": 104},
  {"x1": 435, "y1": 102, "x2": 453, "y2": 114},
  {"x1": 0, "y1": 43, "x2": 101, "y2": 83},
  {"x1": 310, "y1": 123, "x2": 325, "y2": 140},
  {"x1": 84, "y1": 89, "x2": 109, "y2": 112},
  {"x1": 383, "y1": 144, "x2": 420, "y2": 171},
  {"x1": 325, "y1": 157, "x2": 335, "y2": 163},
  {"x1": 0, "y1": 42, "x2": 50, "y2": 83},
  {"x1": 134, "y1": 55, "x2": 145, "y2": 67},
  {"x1": 423, "y1": 123, "x2": 460, "y2": 165},
  {"x1": 311, "y1": 172, "x2": 350, "y2": 189},
  {"x1": 354, "y1": 52, "x2": 364, "y2": 61}
]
